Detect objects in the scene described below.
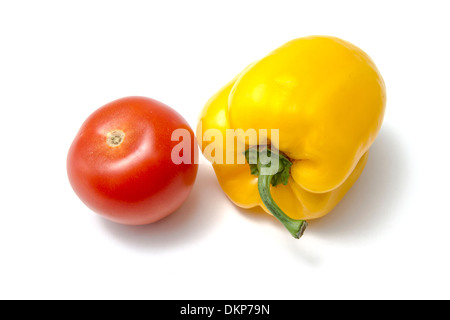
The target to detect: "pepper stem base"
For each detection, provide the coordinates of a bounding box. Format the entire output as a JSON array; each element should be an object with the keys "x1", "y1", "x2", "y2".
[{"x1": 245, "y1": 147, "x2": 308, "y2": 239}]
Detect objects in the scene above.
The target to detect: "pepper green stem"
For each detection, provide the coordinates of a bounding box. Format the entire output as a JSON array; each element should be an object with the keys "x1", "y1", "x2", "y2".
[
  {"x1": 245, "y1": 147, "x2": 308, "y2": 239},
  {"x1": 258, "y1": 174, "x2": 308, "y2": 239}
]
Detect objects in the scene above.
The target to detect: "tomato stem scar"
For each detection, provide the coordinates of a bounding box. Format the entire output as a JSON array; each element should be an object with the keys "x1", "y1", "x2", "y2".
[{"x1": 107, "y1": 130, "x2": 125, "y2": 147}]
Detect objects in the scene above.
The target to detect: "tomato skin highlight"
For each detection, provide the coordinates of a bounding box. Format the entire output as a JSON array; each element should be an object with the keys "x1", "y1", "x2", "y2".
[{"x1": 67, "y1": 96, "x2": 198, "y2": 225}]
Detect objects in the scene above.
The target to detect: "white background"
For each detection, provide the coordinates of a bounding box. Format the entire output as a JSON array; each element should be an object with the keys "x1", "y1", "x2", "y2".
[{"x1": 1, "y1": 0, "x2": 449, "y2": 300}]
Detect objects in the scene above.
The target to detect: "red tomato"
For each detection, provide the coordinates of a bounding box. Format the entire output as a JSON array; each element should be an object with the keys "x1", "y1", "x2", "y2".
[{"x1": 67, "y1": 96, "x2": 198, "y2": 225}]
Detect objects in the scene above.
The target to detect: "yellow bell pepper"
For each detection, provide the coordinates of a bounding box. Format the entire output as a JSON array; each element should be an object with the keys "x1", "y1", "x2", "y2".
[{"x1": 197, "y1": 36, "x2": 386, "y2": 238}]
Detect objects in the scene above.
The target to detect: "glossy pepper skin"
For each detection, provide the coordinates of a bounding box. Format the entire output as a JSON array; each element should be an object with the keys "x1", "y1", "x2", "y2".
[{"x1": 197, "y1": 36, "x2": 386, "y2": 237}]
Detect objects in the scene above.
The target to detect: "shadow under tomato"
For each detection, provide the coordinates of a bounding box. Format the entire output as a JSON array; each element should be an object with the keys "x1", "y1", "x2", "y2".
[{"x1": 98, "y1": 163, "x2": 227, "y2": 250}]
